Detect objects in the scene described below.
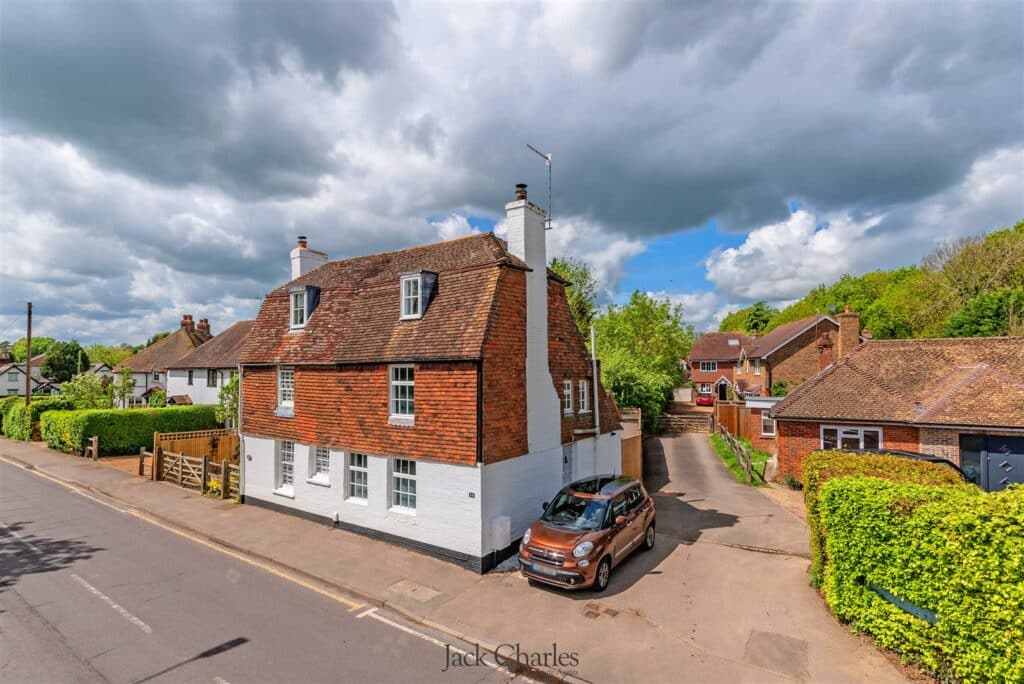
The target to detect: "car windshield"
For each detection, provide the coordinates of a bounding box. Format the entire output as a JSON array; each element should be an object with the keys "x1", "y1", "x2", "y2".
[{"x1": 542, "y1": 492, "x2": 608, "y2": 531}]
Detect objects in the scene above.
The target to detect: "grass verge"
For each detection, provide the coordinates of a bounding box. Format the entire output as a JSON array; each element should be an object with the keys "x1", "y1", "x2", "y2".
[{"x1": 709, "y1": 433, "x2": 769, "y2": 486}]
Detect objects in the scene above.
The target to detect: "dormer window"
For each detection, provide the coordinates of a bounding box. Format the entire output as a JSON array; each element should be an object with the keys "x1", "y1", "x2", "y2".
[
  {"x1": 290, "y1": 290, "x2": 307, "y2": 328},
  {"x1": 288, "y1": 285, "x2": 320, "y2": 331},
  {"x1": 401, "y1": 275, "x2": 422, "y2": 319}
]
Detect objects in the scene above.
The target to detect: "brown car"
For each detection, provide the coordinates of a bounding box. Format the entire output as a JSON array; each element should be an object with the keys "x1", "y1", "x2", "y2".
[{"x1": 518, "y1": 475, "x2": 656, "y2": 592}]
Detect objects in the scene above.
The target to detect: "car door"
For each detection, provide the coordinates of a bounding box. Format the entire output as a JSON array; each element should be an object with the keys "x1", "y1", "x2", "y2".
[
  {"x1": 622, "y1": 487, "x2": 646, "y2": 550},
  {"x1": 608, "y1": 492, "x2": 633, "y2": 564}
]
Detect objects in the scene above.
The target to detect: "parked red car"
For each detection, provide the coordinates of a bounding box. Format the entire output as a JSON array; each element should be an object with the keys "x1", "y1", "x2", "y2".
[{"x1": 695, "y1": 392, "x2": 714, "y2": 407}]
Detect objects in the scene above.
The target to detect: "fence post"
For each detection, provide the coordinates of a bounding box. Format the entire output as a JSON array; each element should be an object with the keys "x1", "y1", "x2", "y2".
[
  {"x1": 221, "y1": 459, "x2": 230, "y2": 499},
  {"x1": 153, "y1": 431, "x2": 160, "y2": 455},
  {"x1": 90, "y1": 436, "x2": 99, "y2": 461},
  {"x1": 138, "y1": 448, "x2": 145, "y2": 476},
  {"x1": 177, "y1": 454, "x2": 183, "y2": 486},
  {"x1": 153, "y1": 446, "x2": 163, "y2": 481},
  {"x1": 201, "y1": 456, "x2": 209, "y2": 492}
]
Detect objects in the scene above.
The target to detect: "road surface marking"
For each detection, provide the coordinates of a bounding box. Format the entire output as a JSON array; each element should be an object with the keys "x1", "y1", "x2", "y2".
[
  {"x1": 355, "y1": 607, "x2": 378, "y2": 619},
  {"x1": 70, "y1": 573, "x2": 153, "y2": 634},
  {"x1": 211, "y1": 677, "x2": 231, "y2": 684}
]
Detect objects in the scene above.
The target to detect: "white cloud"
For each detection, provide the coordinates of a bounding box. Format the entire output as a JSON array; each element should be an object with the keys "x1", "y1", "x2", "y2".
[
  {"x1": 648, "y1": 290, "x2": 727, "y2": 333},
  {"x1": 431, "y1": 214, "x2": 479, "y2": 241}
]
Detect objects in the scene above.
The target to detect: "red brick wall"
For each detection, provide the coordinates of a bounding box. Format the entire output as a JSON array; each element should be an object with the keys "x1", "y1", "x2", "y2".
[
  {"x1": 776, "y1": 420, "x2": 921, "y2": 480},
  {"x1": 747, "y1": 408, "x2": 777, "y2": 455},
  {"x1": 548, "y1": 280, "x2": 620, "y2": 444},
  {"x1": 690, "y1": 361, "x2": 736, "y2": 389},
  {"x1": 242, "y1": 362, "x2": 478, "y2": 465},
  {"x1": 765, "y1": 321, "x2": 838, "y2": 388},
  {"x1": 481, "y1": 268, "x2": 528, "y2": 464}
]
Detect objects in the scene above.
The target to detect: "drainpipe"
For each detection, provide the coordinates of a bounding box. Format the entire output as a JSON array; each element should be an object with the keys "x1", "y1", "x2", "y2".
[{"x1": 590, "y1": 324, "x2": 601, "y2": 436}]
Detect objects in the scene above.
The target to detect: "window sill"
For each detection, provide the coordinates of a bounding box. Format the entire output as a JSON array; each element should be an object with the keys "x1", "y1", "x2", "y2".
[
  {"x1": 345, "y1": 497, "x2": 368, "y2": 506},
  {"x1": 398, "y1": 314, "x2": 423, "y2": 321},
  {"x1": 388, "y1": 415, "x2": 414, "y2": 427},
  {"x1": 274, "y1": 406, "x2": 294, "y2": 418},
  {"x1": 578, "y1": 410, "x2": 593, "y2": 415},
  {"x1": 390, "y1": 505, "x2": 417, "y2": 516},
  {"x1": 288, "y1": 325, "x2": 306, "y2": 333},
  {"x1": 273, "y1": 486, "x2": 295, "y2": 499},
  {"x1": 306, "y1": 476, "x2": 330, "y2": 488}
]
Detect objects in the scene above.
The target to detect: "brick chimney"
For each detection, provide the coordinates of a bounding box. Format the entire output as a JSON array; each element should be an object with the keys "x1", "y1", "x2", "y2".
[
  {"x1": 197, "y1": 318, "x2": 211, "y2": 335},
  {"x1": 290, "y1": 235, "x2": 328, "y2": 280},
  {"x1": 836, "y1": 306, "x2": 860, "y2": 359},
  {"x1": 816, "y1": 331, "x2": 834, "y2": 369},
  {"x1": 505, "y1": 183, "x2": 560, "y2": 452},
  {"x1": 180, "y1": 314, "x2": 195, "y2": 332}
]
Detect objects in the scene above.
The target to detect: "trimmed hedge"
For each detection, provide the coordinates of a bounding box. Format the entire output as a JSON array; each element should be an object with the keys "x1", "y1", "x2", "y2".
[
  {"x1": 2, "y1": 398, "x2": 74, "y2": 440},
  {"x1": 819, "y1": 477, "x2": 1023, "y2": 682},
  {"x1": 803, "y1": 450, "x2": 966, "y2": 586},
  {"x1": 41, "y1": 405, "x2": 219, "y2": 455},
  {"x1": 0, "y1": 395, "x2": 22, "y2": 422}
]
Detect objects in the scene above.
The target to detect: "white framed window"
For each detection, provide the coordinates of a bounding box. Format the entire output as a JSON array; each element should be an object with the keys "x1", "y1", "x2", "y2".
[
  {"x1": 753, "y1": 358, "x2": 761, "y2": 376},
  {"x1": 347, "y1": 453, "x2": 368, "y2": 501},
  {"x1": 277, "y1": 440, "x2": 295, "y2": 492},
  {"x1": 699, "y1": 383, "x2": 712, "y2": 393},
  {"x1": 278, "y1": 366, "x2": 295, "y2": 407},
  {"x1": 562, "y1": 380, "x2": 573, "y2": 415},
  {"x1": 187, "y1": 370, "x2": 194, "y2": 386},
  {"x1": 578, "y1": 379, "x2": 591, "y2": 413},
  {"x1": 820, "y1": 426, "x2": 882, "y2": 451},
  {"x1": 6, "y1": 389, "x2": 17, "y2": 395},
  {"x1": 309, "y1": 445, "x2": 330, "y2": 483},
  {"x1": 389, "y1": 365, "x2": 414, "y2": 421},
  {"x1": 699, "y1": 361, "x2": 717, "y2": 372},
  {"x1": 391, "y1": 458, "x2": 416, "y2": 511},
  {"x1": 153, "y1": 371, "x2": 160, "y2": 382},
  {"x1": 290, "y1": 290, "x2": 307, "y2": 329},
  {"x1": 207, "y1": 369, "x2": 217, "y2": 387},
  {"x1": 761, "y1": 413, "x2": 776, "y2": 436},
  {"x1": 400, "y1": 275, "x2": 422, "y2": 319}
]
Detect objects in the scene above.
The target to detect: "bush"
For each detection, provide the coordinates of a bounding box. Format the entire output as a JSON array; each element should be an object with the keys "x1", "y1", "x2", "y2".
[
  {"x1": 803, "y1": 450, "x2": 966, "y2": 586},
  {"x1": 819, "y1": 478, "x2": 1023, "y2": 682},
  {"x1": 0, "y1": 395, "x2": 22, "y2": 422},
  {"x1": 2, "y1": 398, "x2": 74, "y2": 440},
  {"x1": 148, "y1": 389, "x2": 167, "y2": 407},
  {"x1": 41, "y1": 405, "x2": 219, "y2": 455}
]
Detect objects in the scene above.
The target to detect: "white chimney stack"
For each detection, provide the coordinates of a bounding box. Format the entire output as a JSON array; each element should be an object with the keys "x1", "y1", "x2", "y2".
[
  {"x1": 290, "y1": 235, "x2": 328, "y2": 280},
  {"x1": 505, "y1": 184, "x2": 561, "y2": 453}
]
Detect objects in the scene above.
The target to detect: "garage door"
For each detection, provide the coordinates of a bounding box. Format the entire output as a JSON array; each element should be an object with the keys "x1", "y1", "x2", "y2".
[{"x1": 960, "y1": 434, "x2": 1024, "y2": 492}]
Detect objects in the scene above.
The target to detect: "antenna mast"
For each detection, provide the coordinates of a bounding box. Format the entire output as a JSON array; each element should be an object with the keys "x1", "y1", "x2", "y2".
[{"x1": 526, "y1": 143, "x2": 553, "y2": 230}]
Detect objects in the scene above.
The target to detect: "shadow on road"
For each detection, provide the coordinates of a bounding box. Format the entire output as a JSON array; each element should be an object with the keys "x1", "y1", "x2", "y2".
[{"x1": 0, "y1": 521, "x2": 104, "y2": 590}]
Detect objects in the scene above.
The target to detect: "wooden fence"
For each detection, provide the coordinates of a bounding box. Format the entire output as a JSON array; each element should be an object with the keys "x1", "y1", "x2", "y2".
[
  {"x1": 154, "y1": 429, "x2": 239, "y2": 463},
  {"x1": 138, "y1": 447, "x2": 239, "y2": 498},
  {"x1": 620, "y1": 408, "x2": 643, "y2": 480},
  {"x1": 717, "y1": 425, "x2": 764, "y2": 485},
  {"x1": 714, "y1": 401, "x2": 752, "y2": 440}
]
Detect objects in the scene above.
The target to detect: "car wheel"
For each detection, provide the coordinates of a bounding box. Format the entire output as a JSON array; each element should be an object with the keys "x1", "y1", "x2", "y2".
[
  {"x1": 593, "y1": 556, "x2": 612, "y2": 593},
  {"x1": 642, "y1": 523, "x2": 656, "y2": 551}
]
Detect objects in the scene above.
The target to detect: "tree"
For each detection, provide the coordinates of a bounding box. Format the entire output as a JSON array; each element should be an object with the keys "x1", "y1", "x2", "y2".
[
  {"x1": 215, "y1": 373, "x2": 239, "y2": 426},
  {"x1": 40, "y1": 341, "x2": 90, "y2": 382},
  {"x1": 943, "y1": 286, "x2": 1024, "y2": 338},
  {"x1": 550, "y1": 257, "x2": 599, "y2": 340},
  {"x1": 148, "y1": 389, "x2": 167, "y2": 407},
  {"x1": 142, "y1": 331, "x2": 171, "y2": 350},
  {"x1": 10, "y1": 336, "x2": 56, "y2": 362},
  {"x1": 60, "y1": 372, "x2": 113, "y2": 409},
  {"x1": 85, "y1": 344, "x2": 134, "y2": 367},
  {"x1": 719, "y1": 301, "x2": 779, "y2": 335},
  {"x1": 114, "y1": 368, "x2": 135, "y2": 408}
]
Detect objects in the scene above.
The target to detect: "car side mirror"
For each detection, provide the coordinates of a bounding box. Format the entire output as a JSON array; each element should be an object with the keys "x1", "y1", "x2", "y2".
[
  {"x1": 542, "y1": 501, "x2": 549, "y2": 510},
  {"x1": 615, "y1": 515, "x2": 626, "y2": 526}
]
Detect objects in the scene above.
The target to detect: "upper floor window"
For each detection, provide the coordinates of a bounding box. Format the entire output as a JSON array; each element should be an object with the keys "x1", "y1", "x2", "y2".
[
  {"x1": 278, "y1": 367, "x2": 295, "y2": 407},
  {"x1": 7, "y1": 371, "x2": 18, "y2": 382},
  {"x1": 753, "y1": 359, "x2": 761, "y2": 376},
  {"x1": 290, "y1": 290, "x2": 307, "y2": 328},
  {"x1": 207, "y1": 369, "x2": 217, "y2": 387},
  {"x1": 153, "y1": 371, "x2": 160, "y2": 382},
  {"x1": 578, "y1": 379, "x2": 591, "y2": 413},
  {"x1": 187, "y1": 370, "x2": 194, "y2": 386},
  {"x1": 400, "y1": 275, "x2": 422, "y2": 319},
  {"x1": 699, "y1": 361, "x2": 717, "y2": 372},
  {"x1": 389, "y1": 365, "x2": 414, "y2": 422},
  {"x1": 562, "y1": 380, "x2": 573, "y2": 415}
]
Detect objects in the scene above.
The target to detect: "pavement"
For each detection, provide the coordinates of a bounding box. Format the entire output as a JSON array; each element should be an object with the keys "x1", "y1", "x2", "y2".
[{"x1": 0, "y1": 436, "x2": 908, "y2": 683}]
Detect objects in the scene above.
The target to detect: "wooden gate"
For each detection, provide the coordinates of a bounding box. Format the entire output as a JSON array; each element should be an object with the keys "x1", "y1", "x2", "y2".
[{"x1": 154, "y1": 429, "x2": 239, "y2": 462}]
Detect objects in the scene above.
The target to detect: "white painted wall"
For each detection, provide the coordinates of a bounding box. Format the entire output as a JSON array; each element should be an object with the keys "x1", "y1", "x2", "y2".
[
  {"x1": 242, "y1": 435, "x2": 484, "y2": 557},
  {"x1": 166, "y1": 368, "x2": 227, "y2": 404}
]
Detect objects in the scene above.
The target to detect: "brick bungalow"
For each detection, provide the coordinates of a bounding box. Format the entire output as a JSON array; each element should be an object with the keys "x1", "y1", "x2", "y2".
[
  {"x1": 771, "y1": 333, "x2": 1024, "y2": 491},
  {"x1": 238, "y1": 184, "x2": 621, "y2": 571}
]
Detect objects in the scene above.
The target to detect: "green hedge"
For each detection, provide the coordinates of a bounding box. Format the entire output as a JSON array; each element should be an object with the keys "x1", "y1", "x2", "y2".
[
  {"x1": 41, "y1": 405, "x2": 219, "y2": 455},
  {"x1": 803, "y1": 450, "x2": 966, "y2": 586},
  {"x1": 819, "y1": 478, "x2": 1023, "y2": 682},
  {"x1": 0, "y1": 395, "x2": 22, "y2": 422},
  {"x1": 2, "y1": 398, "x2": 74, "y2": 440}
]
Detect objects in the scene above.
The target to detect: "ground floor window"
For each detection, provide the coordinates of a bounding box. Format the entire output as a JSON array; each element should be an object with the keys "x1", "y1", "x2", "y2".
[
  {"x1": 699, "y1": 383, "x2": 712, "y2": 393},
  {"x1": 311, "y1": 445, "x2": 330, "y2": 482},
  {"x1": 391, "y1": 458, "x2": 416, "y2": 511},
  {"x1": 821, "y1": 426, "x2": 881, "y2": 450},
  {"x1": 761, "y1": 413, "x2": 776, "y2": 436},
  {"x1": 347, "y1": 453, "x2": 368, "y2": 500},
  {"x1": 277, "y1": 440, "x2": 295, "y2": 489}
]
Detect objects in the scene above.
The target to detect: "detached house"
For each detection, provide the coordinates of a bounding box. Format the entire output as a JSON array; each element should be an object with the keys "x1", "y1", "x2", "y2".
[
  {"x1": 688, "y1": 332, "x2": 751, "y2": 399},
  {"x1": 114, "y1": 315, "x2": 213, "y2": 406},
  {"x1": 772, "y1": 329, "x2": 1024, "y2": 491},
  {"x1": 166, "y1": 320, "x2": 254, "y2": 406},
  {"x1": 239, "y1": 184, "x2": 622, "y2": 571}
]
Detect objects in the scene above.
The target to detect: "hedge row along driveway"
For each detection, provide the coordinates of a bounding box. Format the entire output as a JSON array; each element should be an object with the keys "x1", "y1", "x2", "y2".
[{"x1": 41, "y1": 406, "x2": 220, "y2": 456}]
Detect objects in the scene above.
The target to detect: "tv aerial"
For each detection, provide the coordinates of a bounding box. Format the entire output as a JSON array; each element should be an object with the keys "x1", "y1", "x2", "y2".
[{"x1": 526, "y1": 143, "x2": 553, "y2": 230}]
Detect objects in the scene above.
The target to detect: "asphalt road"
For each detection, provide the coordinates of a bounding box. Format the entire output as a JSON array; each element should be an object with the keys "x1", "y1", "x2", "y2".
[{"x1": 0, "y1": 461, "x2": 517, "y2": 684}]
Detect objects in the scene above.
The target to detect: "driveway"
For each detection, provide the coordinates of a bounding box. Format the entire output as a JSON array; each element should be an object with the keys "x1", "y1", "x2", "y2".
[{"x1": 644, "y1": 433, "x2": 808, "y2": 556}]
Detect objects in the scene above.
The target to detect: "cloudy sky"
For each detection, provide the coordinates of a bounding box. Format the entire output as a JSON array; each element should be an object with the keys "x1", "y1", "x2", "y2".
[{"x1": 1, "y1": 0, "x2": 1021, "y2": 344}]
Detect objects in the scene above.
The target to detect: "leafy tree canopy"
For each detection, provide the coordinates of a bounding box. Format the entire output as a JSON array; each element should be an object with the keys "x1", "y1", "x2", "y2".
[
  {"x1": 719, "y1": 301, "x2": 779, "y2": 335},
  {"x1": 550, "y1": 256, "x2": 599, "y2": 341},
  {"x1": 60, "y1": 371, "x2": 113, "y2": 409},
  {"x1": 40, "y1": 341, "x2": 90, "y2": 382},
  {"x1": 85, "y1": 344, "x2": 134, "y2": 367},
  {"x1": 141, "y1": 331, "x2": 172, "y2": 350},
  {"x1": 943, "y1": 286, "x2": 1024, "y2": 338},
  {"x1": 10, "y1": 336, "x2": 56, "y2": 362}
]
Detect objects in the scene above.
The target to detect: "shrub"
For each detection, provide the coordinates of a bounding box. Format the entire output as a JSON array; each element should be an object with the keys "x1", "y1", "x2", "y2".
[
  {"x1": 0, "y1": 395, "x2": 22, "y2": 422},
  {"x1": 803, "y1": 450, "x2": 965, "y2": 586},
  {"x1": 819, "y1": 478, "x2": 1023, "y2": 682},
  {"x1": 2, "y1": 398, "x2": 74, "y2": 440},
  {"x1": 41, "y1": 405, "x2": 219, "y2": 455},
  {"x1": 148, "y1": 389, "x2": 167, "y2": 407}
]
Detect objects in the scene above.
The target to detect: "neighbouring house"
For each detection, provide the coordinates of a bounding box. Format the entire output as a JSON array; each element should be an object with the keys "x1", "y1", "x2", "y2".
[
  {"x1": 81, "y1": 362, "x2": 113, "y2": 379},
  {"x1": 114, "y1": 315, "x2": 213, "y2": 406},
  {"x1": 743, "y1": 395, "x2": 784, "y2": 455},
  {"x1": 771, "y1": 326, "x2": 1024, "y2": 491},
  {"x1": 688, "y1": 332, "x2": 752, "y2": 400},
  {"x1": 0, "y1": 354, "x2": 58, "y2": 396},
  {"x1": 239, "y1": 184, "x2": 622, "y2": 572},
  {"x1": 166, "y1": 320, "x2": 254, "y2": 408}
]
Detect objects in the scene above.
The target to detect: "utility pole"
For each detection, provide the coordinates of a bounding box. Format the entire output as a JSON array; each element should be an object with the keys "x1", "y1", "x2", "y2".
[{"x1": 25, "y1": 302, "x2": 32, "y2": 406}]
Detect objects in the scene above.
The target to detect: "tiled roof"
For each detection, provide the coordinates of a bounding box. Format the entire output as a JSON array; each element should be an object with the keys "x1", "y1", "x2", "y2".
[
  {"x1": 746, "y1": 316, "x2": 835, "y2": 358},
  {"x1": 115, "y1": 326, "x2": 213, "y2": 373},
  {"x1": 241, "y1": 233, "x2": 530, "y2": 365},
  {"x1": 772, "y1": 337, "x2": 1024, "y2": 428},
  {"x1": 689, "y1": 332, "x2": 753, "y2": 361},
  {"x1": 169, "y1": 320, "x2": 254, "y2": 369}
]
